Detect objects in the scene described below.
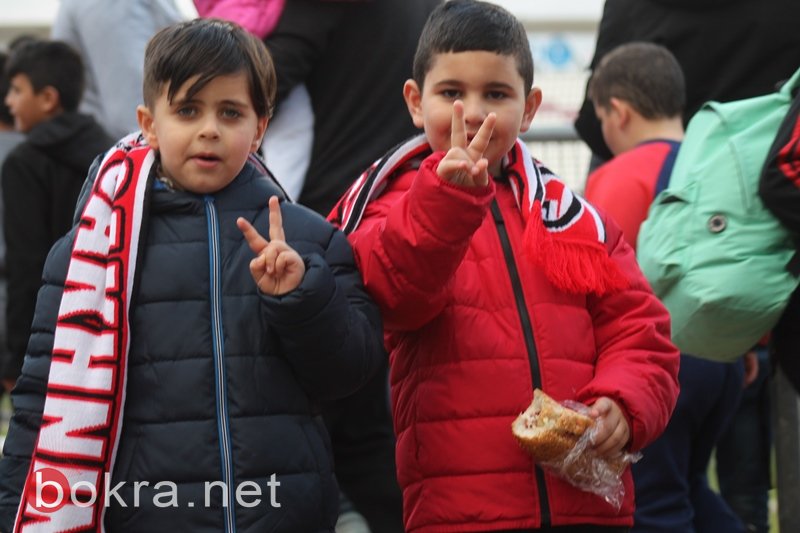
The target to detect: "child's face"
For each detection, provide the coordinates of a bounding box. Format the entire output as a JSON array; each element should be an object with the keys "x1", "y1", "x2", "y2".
[
  {"x1": 404, "y1": 51, "x2": 540, "y2": 176},
  {"x1": 593, "y1": 99, "x2": 626, "y2": 156},
  {"x1": 4, "y1": 74, "x2": 57, "y2": 133},
  {"x1": 137, "y1": 72, "x2": 268, "y2": 194}
]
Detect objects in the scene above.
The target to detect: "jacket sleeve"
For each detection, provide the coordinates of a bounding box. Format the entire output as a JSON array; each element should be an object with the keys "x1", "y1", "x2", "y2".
[
  {"x1": 578, "y1": 216, "x2": 680, "y2": 452},
  {"x1": 258, "y1": 216, "x2": 384, "y2": 402},
  {"x1": 0, "y1": 233, "x2": 73, "y2": 531},
  {"x1": 262, "y1": 0, "x2": 344, "y2": 105},
  {"x1": 1, "y1": 152, "x2": 53, "y2": 382},
  {"x1": 344, "y1": 153, "x2": 495, "y2": 331},
  {"x1": 193, "y1": 0, "x2": 285, "y2": 39},
  {"x1": 759, "y1": 87, "x2": 800, "y2": 236}
]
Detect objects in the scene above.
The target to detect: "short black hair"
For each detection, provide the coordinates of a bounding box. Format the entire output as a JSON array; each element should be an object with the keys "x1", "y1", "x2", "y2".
[
  {"x1": 412, "y1": 0, "x2": 533, "y2": 92},
  {"x1": 0, "y1": 52, "x2": 13, "y2": 126},
  {"x1": 142, "y1": 18, "x2": 276, "y2": 119},
  {"x1": 588, "y1": 42, "x2": 685, "y2": 120},
  {"x1": 5, "y1": 39, "x2": 85, "y2": 112}
]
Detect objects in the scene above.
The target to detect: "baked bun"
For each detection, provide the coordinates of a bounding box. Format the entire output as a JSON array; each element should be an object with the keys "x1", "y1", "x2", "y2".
[{"x1": 511, "y1": 388, "x2": 594, "y2": 463}]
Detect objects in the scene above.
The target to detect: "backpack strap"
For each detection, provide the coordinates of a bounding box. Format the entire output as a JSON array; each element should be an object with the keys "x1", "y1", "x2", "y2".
[{"x1": 779, "y1": 65, "x2": 800, "y2": 97}]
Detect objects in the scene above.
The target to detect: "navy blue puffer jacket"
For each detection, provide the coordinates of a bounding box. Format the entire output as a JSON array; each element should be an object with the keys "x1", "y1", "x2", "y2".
[{"x1": 0, "y1": 160, "x2": 384, "y2": 532}]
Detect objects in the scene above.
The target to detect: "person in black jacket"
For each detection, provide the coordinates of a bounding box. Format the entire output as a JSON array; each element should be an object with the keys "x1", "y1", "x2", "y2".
[
  {"x1": 574, "y1": 0, "x2": 800, "y2": 165},
  {"x1": 263, "y1": 3, "x2": 441, "y2": 530},
  {"x1": 760, "y1": 83, "x2": 800, "y2": 394},
  {"x1": 0, "y1": 19, "x2": 382, "y2": 532},
  {"x1": 1, "y1": 40, "x2": 113, "y2": 391}
]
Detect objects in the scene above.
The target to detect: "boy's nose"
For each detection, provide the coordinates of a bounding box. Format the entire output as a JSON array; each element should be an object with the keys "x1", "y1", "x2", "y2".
[
  {"x1": 198, "y1": 116, "x2": 221, "y2": 139},
  {"x1": 461, "y1": 97, "x2": 487, "y2": 125}
]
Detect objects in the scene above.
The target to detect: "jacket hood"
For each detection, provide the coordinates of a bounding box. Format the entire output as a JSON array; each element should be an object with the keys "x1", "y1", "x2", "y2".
[{"x1": 27, "y1": 112, "x2": 113, "y2": 174}]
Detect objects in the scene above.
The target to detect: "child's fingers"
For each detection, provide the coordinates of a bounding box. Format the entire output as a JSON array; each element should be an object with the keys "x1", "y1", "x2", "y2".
[
  {"x1": 262, "y1": 243, "x2": 280, "y2": 275},
  {"x1": 237, "y1": 217, "x2": 268, "y2": 255},
  {"x1": 468, "y1": 112, "x2": 496, "y2": 157},
  {"x1": 268, "y1": 196, "x2": 285, "y2": 242},
  {"x1": 249, "y1": 254, "x2": 266, "y2": 280},
  {"x1": 274, "y1": 250, "x2": 293, "y2": 279},
  {"x1": 471, "y1": 158, "x2": 490, "y2": 186},
  {"x1": 594, "y1": 420, "x2": 629, "y2": 457},
  {"x1": 450, "y1": 100, "x2": 467, "y2": 150}
]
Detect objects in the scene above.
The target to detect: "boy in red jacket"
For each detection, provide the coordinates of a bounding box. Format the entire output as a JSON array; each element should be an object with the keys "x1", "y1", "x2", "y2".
[{"x1": 330, "y1": 1, "x2": 679, "y2": 531}]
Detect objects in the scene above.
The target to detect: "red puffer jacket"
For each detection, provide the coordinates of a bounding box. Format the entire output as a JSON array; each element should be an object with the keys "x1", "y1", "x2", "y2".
[{"x1": 342, "y1": 152, "x2": 680, "y2": 532}]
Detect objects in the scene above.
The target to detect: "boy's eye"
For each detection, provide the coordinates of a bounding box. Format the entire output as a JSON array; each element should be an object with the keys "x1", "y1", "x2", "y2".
[
  {"x1": 176, "y1": 106, "x2": 196, "y2": 118},
  {"x1": 440, "y1": 89, "x2": 461, "y2": 99},
  {"x1": 486, "y1": 91, "x2": 508, "y2": 100},
  {"x1": 221, "y1": 108, "x2": 242, "y2": 119}
]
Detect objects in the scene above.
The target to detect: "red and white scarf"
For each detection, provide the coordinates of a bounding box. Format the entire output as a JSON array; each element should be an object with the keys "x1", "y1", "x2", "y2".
[
  {"x1": 334, "y1": 135, "x2": 628, "y2": 296},
  {"x1": 14, "y1": 134, "x2": 152, "y2": 532}
]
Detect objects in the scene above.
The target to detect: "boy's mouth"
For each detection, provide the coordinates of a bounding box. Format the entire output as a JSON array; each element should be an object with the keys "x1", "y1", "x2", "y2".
[
  {"x1": 191, "y1": 153, "x2": 223, "y2": 168},
  {"x1": 192, "y1": 153, "x2": 222, "y2": 162}
]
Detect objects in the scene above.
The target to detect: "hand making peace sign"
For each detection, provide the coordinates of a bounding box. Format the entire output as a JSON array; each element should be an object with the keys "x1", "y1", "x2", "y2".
[
  {"x1": 436, "y1": 100, "x2": 496, "y2": 187},
  {"x1": 237, "y1": 196, "x2": 305, "y2": 296}
]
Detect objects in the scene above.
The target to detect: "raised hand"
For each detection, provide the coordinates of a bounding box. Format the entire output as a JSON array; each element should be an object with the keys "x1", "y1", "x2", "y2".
[
  {"x1": 437, "y1": 100, "x2": 496, "y2": 187},
  {"x1": 237, "y1": 196, "x2": 305, "y2": 296}
]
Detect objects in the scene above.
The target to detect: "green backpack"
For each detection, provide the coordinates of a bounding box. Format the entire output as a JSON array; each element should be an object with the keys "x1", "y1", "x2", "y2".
[{"x1": 637, "y1": 67, "x2": 800, "y2": 362}]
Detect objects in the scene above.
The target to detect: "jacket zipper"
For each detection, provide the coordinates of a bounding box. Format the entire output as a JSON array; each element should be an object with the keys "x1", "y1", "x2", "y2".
[
  {"x1": 490, "y1": 199, "x2": 551, "y2": 526},
  {"x1": 204, "y1": 196, "x2": 237, "y2": 532}
]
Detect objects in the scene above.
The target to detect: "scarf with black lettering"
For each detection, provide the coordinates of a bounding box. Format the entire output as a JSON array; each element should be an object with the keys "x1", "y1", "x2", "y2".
[
  {"x1": 14, "y1": 134, "x2": 151, "y2": 532},
  {"x1": 333, "y1": 135, "x2": 628, "y2": 296}
]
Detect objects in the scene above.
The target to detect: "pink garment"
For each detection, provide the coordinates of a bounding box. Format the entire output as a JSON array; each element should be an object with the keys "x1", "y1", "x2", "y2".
[{"x1": 194, "y1": 0, "x2": 285, "y2": 38}]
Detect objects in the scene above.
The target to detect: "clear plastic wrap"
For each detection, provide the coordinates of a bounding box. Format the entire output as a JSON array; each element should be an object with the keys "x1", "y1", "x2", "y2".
[{"x1": 512, "y1": 394, "x2": 641, "y2": 510}]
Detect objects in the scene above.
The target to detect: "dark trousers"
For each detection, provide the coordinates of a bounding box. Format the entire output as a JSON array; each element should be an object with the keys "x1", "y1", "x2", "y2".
[
  {"x1": 716, "y1": 348, "x2": 772, "y2": 533},
  {"x1": 323, "y1": 355, "x2": 403, "y2": 532},
  {"x1": 632, "y1": 354, "x2": 746, "y2": 533}
]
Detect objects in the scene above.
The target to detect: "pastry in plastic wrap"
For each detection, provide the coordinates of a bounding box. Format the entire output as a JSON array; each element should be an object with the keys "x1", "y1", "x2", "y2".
[{"x1": 512, "y1": 388, "x2": 640, "y2": 510}]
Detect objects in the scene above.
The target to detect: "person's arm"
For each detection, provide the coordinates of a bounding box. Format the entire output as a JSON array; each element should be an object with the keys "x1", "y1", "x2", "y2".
[
  {"x1": 194, "y1": 0, "x2": 285, "y2": 39},
  {"x1": 261, "y1": 0, "x2": 344, "y2": 105},
  {"x1": 1, "y1": 153, "x2": 52, "y2": 384},
  {"x1": 347, "y1": 152, "x2": 494, "y2": 331},
  {"x1": 578, "y1": 217, "x2": 680, "y2": 453},
  {"x1": 238, "y1": 198, "x2": 383, "y2": 401},
  {"x1": 759, "y1": 88, "x2": 800, "y2": 235},
  {"x1": 573, "y1": 0, "x2": 632, "y2": 161},
  {"x1": 0, "y1": 233, "x2": 73, "y2": 531}
]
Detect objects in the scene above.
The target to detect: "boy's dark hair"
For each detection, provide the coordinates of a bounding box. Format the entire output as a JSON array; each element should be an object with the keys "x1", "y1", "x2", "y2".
[
  {"x1": 5, "y1": 39, "x2": 85, "y2": 112},
  {"x1": 143, "y1": 18, "x2": 276, "y2": 118},
  {"x1": 0, "y1": 52, "x2": 13, "y2": 126},
  {"x1": 588, "y1": 42, "x2": 686, "y2": 120},
  {"x1": 412, "y1": 0, "x2": 533, "y2": 92}
]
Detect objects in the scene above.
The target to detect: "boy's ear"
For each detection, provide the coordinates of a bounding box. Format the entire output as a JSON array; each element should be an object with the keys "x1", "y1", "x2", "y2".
[
  {"x1": 608, "y1": 97, "x2": 631, "y2": 128},
  {"x1": 137, "y1": 104, "x2": 159, "y2": 150},
  {"x1": 251, "y1": 116, "x2": 269, "y2": 152},
  {"x1": 39, "y1": 86, "x2": 62, "y2": 115},
  {"x1": 519, "y1": 87, "x2": 543, "y2": 133},
  {"x1": 402, "y1": 79, "x2": 424, "y2": 129}
]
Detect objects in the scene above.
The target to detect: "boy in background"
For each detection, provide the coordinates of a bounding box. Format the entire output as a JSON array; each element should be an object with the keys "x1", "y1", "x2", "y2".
[
  {"x1": 2, "y1": 40, "x2": 113, "y2": 391},
  {"x1": 583, "y1": 42, "x2": 684, "y2": 251},
  {"x1": 0, "y1": 52, "x2": 24, "y2": 402},
  {"x1": 0, "y1": 19, "x2": 382, "y2": 532},
  {"x1": 331, "y1": 2, "x2": 680, "y2": 531},
  {"x1": 584, "y1": 42, "x2": 747, "y2": 533}
]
